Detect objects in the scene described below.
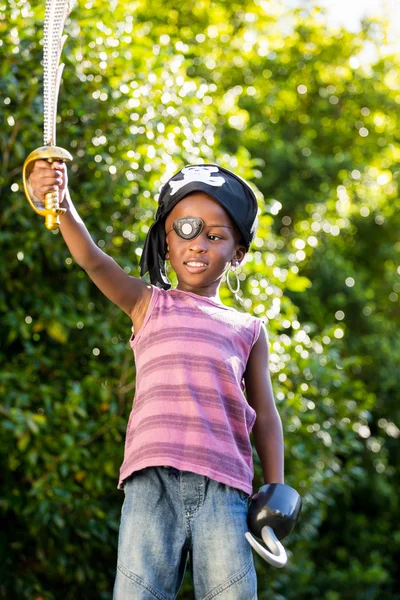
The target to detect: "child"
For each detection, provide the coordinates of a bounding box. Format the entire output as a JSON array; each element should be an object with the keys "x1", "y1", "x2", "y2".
[{"x1": 29, "y1": 161, "x2": 284, "y2": 600}]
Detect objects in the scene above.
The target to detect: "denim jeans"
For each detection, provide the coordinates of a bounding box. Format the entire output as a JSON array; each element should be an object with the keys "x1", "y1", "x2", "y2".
[{"x1": 113, "y1": 466, "x2": 257, "y2": 600}]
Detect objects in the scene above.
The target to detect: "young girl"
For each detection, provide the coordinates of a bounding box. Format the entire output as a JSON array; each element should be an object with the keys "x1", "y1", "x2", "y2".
[{"x1": 29, "y1": 161, "x2": 284, "y2": 600}]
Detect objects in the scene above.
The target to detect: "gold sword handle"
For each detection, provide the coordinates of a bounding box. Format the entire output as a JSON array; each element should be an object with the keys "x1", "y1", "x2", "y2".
[
  {"x1": 22, "y1": 145, "x2": 72, "y2": 230},
  {"x1": 44, "y1": 175, "x2": 63, "y2": 231}
]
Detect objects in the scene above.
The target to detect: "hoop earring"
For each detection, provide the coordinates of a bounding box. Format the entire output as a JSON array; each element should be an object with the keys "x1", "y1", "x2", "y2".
[
  {"x1": 227, "y1": 261, "x2": 240, "y2": 294},
  {"x1": 226, "y1": 260, "x2": 244, "y2": 305}
]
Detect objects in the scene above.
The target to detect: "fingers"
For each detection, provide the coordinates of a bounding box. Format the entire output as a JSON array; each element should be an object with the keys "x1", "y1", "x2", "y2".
[
  {"x1": 30, "y1": 159, "x2": 65, "y2": 175},
  {"x1": 29, "y1": 160, "x2": 67, "y2": 200}
]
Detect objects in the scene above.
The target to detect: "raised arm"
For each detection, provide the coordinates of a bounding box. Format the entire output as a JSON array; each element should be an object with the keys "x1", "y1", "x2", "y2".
[{"x1": 28, "y1": 160, "x2": 152, "y2": 319}]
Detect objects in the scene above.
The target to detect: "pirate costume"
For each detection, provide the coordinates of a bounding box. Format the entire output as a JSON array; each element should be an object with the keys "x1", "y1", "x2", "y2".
[{"x1": 139, "y1": 164, "x2": 259, "y2": 289}]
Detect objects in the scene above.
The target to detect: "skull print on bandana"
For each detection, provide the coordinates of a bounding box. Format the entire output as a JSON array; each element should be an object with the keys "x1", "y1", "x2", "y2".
[{"x1": 169, "y1": 166, "x2": 225, "y2": 196}]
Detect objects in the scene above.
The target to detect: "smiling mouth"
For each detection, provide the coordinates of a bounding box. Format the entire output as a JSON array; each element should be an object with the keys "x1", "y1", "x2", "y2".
[{"x1": 184, "y1": 261, "x2": 208, "y2": 272}]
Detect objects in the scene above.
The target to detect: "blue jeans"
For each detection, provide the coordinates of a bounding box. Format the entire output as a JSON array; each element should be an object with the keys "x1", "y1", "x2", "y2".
[{"x1": 113, "y1": 466, "x2": 257, "y2": 599}]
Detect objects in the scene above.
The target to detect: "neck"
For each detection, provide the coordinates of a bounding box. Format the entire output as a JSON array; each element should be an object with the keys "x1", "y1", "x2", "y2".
[{"x1": 176, "y1": 281, "x2": 223, "y2": 304}]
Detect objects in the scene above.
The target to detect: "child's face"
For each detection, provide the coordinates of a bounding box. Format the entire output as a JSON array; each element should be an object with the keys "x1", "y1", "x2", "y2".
[{"x1": 164, "y1": 192, "x2": 246, "y2": 296}]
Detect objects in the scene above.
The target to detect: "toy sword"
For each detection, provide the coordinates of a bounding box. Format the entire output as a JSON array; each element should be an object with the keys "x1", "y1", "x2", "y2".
[{"x1": 22, "y1": 0, "x2": 74, "y2": 230}]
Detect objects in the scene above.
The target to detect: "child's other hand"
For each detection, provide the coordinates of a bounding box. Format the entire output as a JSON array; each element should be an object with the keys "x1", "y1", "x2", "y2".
[{"x1": 29, "y1": 160, "x2": 68, "y2": 206}]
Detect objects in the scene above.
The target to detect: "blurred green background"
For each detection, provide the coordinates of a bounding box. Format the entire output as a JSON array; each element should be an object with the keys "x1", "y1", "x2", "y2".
[{"x1": 1, "y1": 0, "x2": 399, "y2": 598}]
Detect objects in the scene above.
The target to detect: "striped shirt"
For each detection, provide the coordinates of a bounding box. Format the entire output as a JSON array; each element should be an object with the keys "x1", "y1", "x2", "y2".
[{"x1": 118, "y1": 286, "x2": 262, "y2": 495}]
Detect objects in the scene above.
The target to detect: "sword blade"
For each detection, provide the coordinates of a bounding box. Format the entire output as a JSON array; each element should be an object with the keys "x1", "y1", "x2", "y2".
[{"x1": 43, "y1": 0, "x2": 74, "y2": 146}]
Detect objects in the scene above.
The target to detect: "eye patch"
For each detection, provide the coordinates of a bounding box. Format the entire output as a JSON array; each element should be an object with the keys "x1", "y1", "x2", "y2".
[{"x1": 171, "y1": 217, "x2": 205, "y2": 240}]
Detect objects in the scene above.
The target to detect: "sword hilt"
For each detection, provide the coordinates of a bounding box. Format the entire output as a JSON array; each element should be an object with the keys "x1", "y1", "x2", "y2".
[{"x1": 22, "y1": 145, "x2": 72, "y2": 230}]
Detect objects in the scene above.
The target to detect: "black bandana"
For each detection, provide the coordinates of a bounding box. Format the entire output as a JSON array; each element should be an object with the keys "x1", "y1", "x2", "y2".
[{"x1": 139, "y1": 164, "x2": 259, "y2": 289}]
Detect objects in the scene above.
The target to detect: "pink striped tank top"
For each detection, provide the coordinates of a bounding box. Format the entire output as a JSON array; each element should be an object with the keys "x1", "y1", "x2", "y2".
[{"x1": 118, "y1": 286, "x2": 262, "y2": 495}]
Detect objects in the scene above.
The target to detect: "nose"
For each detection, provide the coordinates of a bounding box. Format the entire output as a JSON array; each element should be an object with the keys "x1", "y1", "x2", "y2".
[{"x1": 189, "y1": 233, "x2": 207, "y2": 253}]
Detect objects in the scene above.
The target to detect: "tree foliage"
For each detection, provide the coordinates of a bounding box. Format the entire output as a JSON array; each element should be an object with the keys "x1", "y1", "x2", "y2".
[{"x1": 1, "y1": 1, "x2": 399, "y2": 598}]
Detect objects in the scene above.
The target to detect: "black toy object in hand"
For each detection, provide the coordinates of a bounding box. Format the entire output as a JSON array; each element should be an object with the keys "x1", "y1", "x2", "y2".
[{"x1": 245, "y1": 483, "x2": 302, "y2": 568}]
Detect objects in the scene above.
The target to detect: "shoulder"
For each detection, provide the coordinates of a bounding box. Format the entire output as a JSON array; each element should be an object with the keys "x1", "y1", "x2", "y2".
[
  {"x1": 131, "y1": 284, "x2": 159, "y2": 334},
  {"x1": 132, "y1": 285, "x2": 188, "y2": 328},
  {"x1": 224, "y1": 303, "x2": 262, "y2": 326},
  {"x1": 238, "y1": 310, "x2": 265, "y2": 343},
  {"x1": 246, "y1": 320, "x2": 269, "y2": 368}
]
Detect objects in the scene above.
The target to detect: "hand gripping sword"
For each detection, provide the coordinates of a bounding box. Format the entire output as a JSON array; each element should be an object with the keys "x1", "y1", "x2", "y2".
[{"x1": 22, "y1": 0, "x2": 74, "y2": 230}]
